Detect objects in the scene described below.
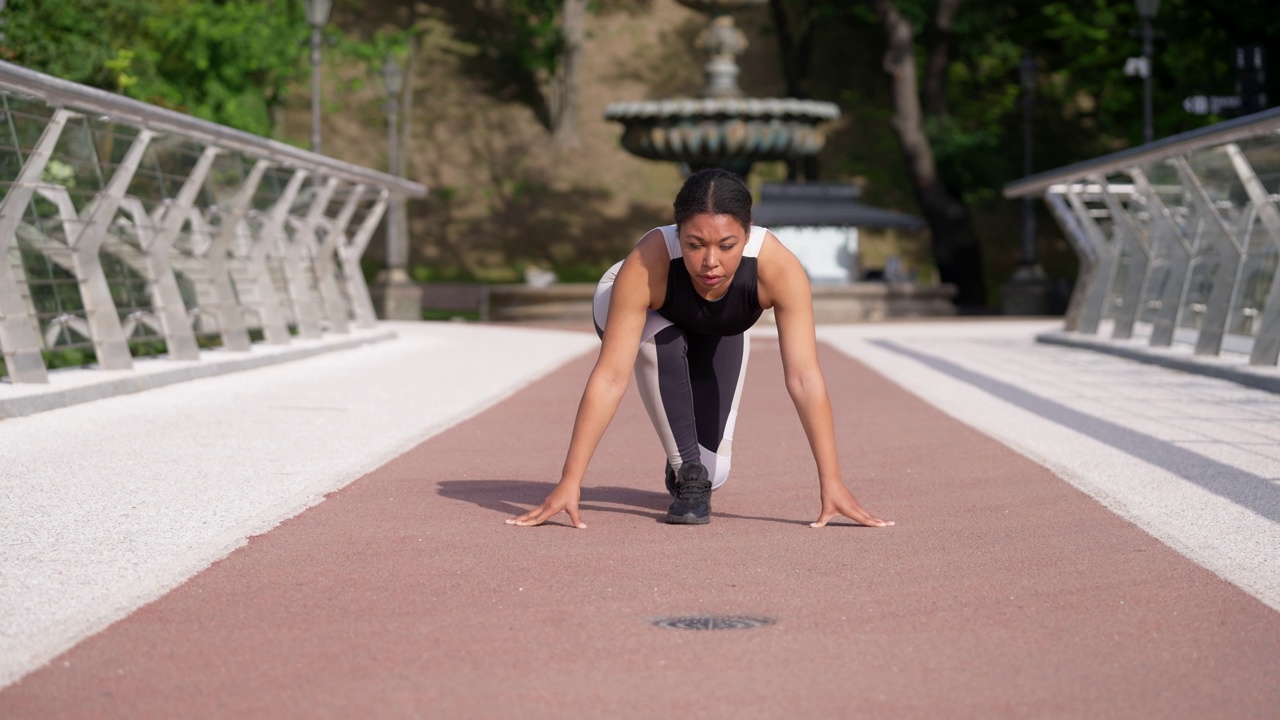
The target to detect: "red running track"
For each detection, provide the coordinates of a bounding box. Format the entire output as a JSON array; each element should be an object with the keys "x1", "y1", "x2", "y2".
[{"x1": 4, "y1": 337, "x2": 1279, "y2": 719}]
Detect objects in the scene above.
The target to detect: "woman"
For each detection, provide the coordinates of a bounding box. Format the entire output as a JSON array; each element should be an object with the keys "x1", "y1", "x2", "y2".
[{"x1": 507, "y1": 169, "x2": 892, "y2": 529}]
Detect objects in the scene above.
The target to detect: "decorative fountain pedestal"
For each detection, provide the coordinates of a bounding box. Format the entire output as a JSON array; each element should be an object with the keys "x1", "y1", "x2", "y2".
[{"x1": 604, "y1": 0, "x2": 839, "y2": 177}]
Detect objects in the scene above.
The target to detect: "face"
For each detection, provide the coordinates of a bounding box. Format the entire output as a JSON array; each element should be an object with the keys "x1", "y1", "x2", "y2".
[{"x1": 678, "y1": 213, "x2": 748, "y2": 299}]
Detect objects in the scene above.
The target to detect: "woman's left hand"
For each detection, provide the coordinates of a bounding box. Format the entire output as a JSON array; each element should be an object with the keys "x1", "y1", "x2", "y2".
[{"x1": 811, "y1": 482, "x2": 894, "y2": 528}]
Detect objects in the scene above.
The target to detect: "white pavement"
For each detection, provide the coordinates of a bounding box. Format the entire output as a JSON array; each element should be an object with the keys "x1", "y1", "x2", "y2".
[
  {"x1": 815, "y1": 319, "x2": 1280, "y2": 613},
  {"x1": 0, "y1": 322, "x2": 598, "y2": 688}
]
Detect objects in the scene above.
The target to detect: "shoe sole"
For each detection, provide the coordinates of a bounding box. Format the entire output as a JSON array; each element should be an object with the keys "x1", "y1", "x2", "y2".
[{"x1": 665, "y1": 512, "x2": 710, "y2": 525}]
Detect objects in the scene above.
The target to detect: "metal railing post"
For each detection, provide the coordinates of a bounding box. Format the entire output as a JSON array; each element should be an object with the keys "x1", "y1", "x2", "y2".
[
  {"x1": 0, "y1": 109, "x2": 76, "y2": 383},
  {"x1": 1065, "y1": 188, "x2": 1121, "y2": 335},
  {"x1": 1171, "y1": 156, "x2": 1248, "y2": 356},
  {"x1": 342, "y1": 189, "x2": 389, "y2": 329},
  {"x1": 1129, "y1": 168, "x2": 1194, "y2": 347},
  {"x1": 1224, "y1": 144, "x2": 1280, "y2": 366},
  {"x1": 1093, "y1": 174, "x2": 1152, "y2": 340}
]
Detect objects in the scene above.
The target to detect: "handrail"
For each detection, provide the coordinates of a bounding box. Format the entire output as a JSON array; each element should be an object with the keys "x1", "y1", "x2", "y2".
[
  {"x1": 0, "y1": 60, "x2": 427, "y2": 198},
  {"x1": 1003, "y1": 105, "x2": 1280, "y2": 198}
]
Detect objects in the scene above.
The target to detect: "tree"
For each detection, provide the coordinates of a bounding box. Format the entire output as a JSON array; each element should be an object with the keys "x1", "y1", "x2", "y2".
[
  {"x1": 552, "y1": 0, "x2": 590, "y2": 150},
  {"x1": 871, "y1": 0, "x2": 985, "y2": 307},
  {"x1": 3, "y1": 0, "x2": 308, "y2": 136}
]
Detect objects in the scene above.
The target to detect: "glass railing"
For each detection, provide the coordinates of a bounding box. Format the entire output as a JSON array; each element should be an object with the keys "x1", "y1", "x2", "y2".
[
  {"x1": 0, "y1": 61, "x2": 426, "y2": 383},
  {"x1": 1005, "y1": 107, "x2": 1280, "y2": 366}
]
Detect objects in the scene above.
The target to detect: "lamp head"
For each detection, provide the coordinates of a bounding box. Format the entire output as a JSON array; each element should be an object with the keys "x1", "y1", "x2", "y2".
[
  {"x1": 1135, "y1": 0, "x2": 1160, "y2": 20},
  {"x1": 303, "y1": 0, "x2": 333, "y2": 27},
  {"x1": 383, "y1": 56, "x2": 404, "y2": 95},
  {"x1": 1019, "y1": 53, "x2": 1036, "y2": 90}
]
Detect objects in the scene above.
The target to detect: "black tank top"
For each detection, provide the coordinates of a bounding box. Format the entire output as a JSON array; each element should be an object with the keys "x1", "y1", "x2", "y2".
[{"x1": 655, "y1": 224, "x2": 767, "y2": 337}]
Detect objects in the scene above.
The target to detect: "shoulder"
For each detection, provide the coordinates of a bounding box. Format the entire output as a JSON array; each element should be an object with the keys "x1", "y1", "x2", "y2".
[
  {"x1": 756, "y1": 230, "x2": 809, "y2": 310},
  {"x1": 617, "y1": 227, "x2": 671, "y2": 309},
  {"x1": 630, "y1": 227, "x2": 673, "y2": 268}
]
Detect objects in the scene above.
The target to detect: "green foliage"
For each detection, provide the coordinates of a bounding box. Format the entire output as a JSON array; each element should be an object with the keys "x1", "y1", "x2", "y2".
[
  {"x1": 3, "y1": 0, "x2": 308, "y2": 135},
  {"x1": 332, "y1": 6, "x2": 476, "y2": 95},
  {"x1": 503, "y1": 0, "x2": 566, "y2": 76},
  {"x1": 924, "y1": 115, "x2": 1004, "y2": 203},
  {"x1": 826, "y1": 0, "x2": 1280, "y2": 205}
]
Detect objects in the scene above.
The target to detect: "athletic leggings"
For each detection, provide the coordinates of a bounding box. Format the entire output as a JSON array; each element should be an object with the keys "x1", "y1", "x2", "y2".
[{"x1": 592, "y1": 261, "x2": 750, "y2": 489}]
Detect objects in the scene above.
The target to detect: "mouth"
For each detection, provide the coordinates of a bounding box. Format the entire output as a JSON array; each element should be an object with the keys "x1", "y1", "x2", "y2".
[{"x1": 699, "y1": 274, "x2": 723, "y2": 286}]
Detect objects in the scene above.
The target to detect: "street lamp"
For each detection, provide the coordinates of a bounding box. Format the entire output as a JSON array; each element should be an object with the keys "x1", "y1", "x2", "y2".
[
  {"x1": 372, "y1": 53, "x2": 421, "y2": 320},
  {"x1": 381, "y1": 55, "x2": 409, "y2": 285},
  {"x1": 1019, "y1": 52, "x2": 1037, "y2": 268},
  {"x1": 1001, "y1": 50, "x2": 1050, "y2": 316},
  {"x1": 303, "y1": 0, "x2": 333, "y2": 154},
  {"x1": 383, "y1": 55, "x2": 403, "y2": 176},
  {"x1": 1136, "y1": 0, "x2": 1159, "y2": 144}
]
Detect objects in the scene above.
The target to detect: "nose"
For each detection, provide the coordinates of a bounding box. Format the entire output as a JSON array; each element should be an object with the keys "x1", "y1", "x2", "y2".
[{"x1": 702, "y1": 247, "x2": 719, "y2": 269}]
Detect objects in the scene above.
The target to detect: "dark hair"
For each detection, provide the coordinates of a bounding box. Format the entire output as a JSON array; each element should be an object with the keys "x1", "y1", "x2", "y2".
[{"x1": 673, "y1": 168, "x2": 752, "y2": 233}]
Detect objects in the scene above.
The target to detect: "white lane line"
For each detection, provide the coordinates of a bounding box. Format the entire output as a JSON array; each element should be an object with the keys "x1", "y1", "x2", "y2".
[{"x1": 818, "y1": 323, "x2": 1280, "y2": 612}]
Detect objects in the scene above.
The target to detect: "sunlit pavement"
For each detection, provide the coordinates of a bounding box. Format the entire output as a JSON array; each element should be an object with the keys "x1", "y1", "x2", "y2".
[{"x1": 2, "y1": 318, "x2": 1278, "y2": 718}]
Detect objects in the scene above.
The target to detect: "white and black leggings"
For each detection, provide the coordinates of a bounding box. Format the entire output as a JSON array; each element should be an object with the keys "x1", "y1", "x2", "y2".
[{"x1": 592, "y1": 261, "x2": 749, "y2": 490}]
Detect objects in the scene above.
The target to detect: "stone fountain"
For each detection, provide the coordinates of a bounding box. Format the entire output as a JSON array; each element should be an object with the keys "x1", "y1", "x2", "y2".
[
  {"x1": 604, "y1": 0, "x2": 839, "y2": 177},
  {"x1": 484, "y1": 0, "x2": 956, "y2": 322}
]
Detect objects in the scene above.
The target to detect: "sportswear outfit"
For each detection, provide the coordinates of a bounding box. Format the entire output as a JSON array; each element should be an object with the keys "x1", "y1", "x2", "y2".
[{"x1": 592, "y1": 224, "x2": 768, "y2": 503}]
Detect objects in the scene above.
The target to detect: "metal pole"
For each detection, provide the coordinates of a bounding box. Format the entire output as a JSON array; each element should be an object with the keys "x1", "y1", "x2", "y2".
[
  {"x1": 1021, "y1": 60, "x2": 1037, "y2": 266},
  {"x1": 385, "y1": 78, "x2": 406, "y2": 276},
  {"x1": 1142, "y1": 17, "x2": 1154, "y2": 144},
  {"x1": 310, "y1": 24, "x2": 322, "y2": 153}
]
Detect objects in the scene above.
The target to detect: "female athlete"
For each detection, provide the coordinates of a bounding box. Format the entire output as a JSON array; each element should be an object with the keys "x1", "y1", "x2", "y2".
[{"x1": 507, "y1": 168, "x2": 893, "y2": 529}]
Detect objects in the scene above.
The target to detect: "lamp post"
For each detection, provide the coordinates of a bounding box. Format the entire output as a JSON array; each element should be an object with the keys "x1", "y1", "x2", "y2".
[
  {"x1": 1019, "y1": 52, "x2": 1037, "y2": 268},
  {"x1": 1136, "y1": 0, "x2": 1159, "y2": 144},
  {"x1": 303, "y1": 0, "x2": 332, "y2": 154},
  {"x1": 1002, "y1": 50, "x2": 1050, "y2": 316},
  {"x1": 382, "y1": 55, "x2": 408, "y2": 283},
  {"x1": 372, "y1": 53, "x2": 421, "y2": 320}
]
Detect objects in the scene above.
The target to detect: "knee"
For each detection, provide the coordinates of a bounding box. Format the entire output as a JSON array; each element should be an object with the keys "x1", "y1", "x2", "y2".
[{"x1": 700, "y1": 447, "x2": 731, "y2": 490}]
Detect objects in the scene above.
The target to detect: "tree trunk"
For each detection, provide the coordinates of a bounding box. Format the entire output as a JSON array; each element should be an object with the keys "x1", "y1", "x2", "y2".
[
  {"x1": 769, "y1": 0, "x2": 817, "y2": 99},
  {"x1": 872, "y1": 0, "x2": 985, "y2": 307},
  {"x1": 769, "y1": 0, "x2": 819, "y2": 180},
  {"x1": 551, "y1": 0, "x2": 588, "y2": 150},
  {"x1": 922, "y1": 0, "x2": 962, "y2": 117}
]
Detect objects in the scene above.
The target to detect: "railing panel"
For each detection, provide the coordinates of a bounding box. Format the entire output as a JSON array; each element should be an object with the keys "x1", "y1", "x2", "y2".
[
  {"x1": 0, "y1": 61, "x2": 426, "y2": 384},
  {"x1": 1007, "y1": 108, "x2": 1280, "y2": 367}
]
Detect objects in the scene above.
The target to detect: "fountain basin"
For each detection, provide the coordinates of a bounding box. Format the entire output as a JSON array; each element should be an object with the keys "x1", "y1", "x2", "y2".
[{"x1": 604, "y1": 97, "x2": 839, "y2": 174}]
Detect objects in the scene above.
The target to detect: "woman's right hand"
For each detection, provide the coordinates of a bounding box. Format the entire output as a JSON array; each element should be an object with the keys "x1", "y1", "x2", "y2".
[{"x1": 506, "y1": 482, "x2": 586, "y2": 529}]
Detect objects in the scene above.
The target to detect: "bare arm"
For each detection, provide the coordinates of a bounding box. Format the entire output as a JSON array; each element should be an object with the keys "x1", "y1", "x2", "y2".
[
  {"x1": 758, "y1": 233, "x2": 893, "y2": 528},
  {"x1": 508, "y1": 233, "x2": 665, "y2": 528}
]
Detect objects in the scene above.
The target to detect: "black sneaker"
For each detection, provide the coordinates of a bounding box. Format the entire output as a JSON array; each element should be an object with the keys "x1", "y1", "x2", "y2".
[
  {"x1": 665, "y1": 461, "x2": 711, "y2": 525},
  {"x1": 664, "y1": 463, "x2": 677, "y2": 497}
]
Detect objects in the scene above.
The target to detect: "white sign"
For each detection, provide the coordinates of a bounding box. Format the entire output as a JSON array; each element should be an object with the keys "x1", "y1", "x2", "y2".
[
  {"x1": 1183, "y1": 95, "x2": 1243, "y2": 115},
  {"x1": 1124, "y1": 57, "x2": 1150, "y2": 78}
]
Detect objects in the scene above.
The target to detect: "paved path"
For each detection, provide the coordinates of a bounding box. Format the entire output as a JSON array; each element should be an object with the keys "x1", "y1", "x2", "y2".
[{"x1": 2, "y1": 319, "x2": 1279, "y2": 718}]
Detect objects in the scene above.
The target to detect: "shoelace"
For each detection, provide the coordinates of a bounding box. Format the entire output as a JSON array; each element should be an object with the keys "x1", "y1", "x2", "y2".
[{"x1": 676, "y1": 478, "x2": 710, "y2": 501}]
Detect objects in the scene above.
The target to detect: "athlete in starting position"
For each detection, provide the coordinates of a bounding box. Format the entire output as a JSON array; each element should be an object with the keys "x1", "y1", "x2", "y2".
[{"x1": 507, "y1": 169, "x2": 893, "y2": 529}]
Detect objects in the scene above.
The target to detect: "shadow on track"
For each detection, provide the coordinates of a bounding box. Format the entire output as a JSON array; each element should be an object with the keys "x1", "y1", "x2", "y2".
[
  {"x1": 437, "y1": 479, "x2": 669, "y2": 522},
  {"x1": 437, "y1": 479, "x2": 825, "y2": 527}
]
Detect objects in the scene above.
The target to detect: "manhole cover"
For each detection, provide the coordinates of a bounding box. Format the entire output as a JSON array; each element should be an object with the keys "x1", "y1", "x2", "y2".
[{"x1": 651, "y1": 615, "x2": 775, "y2": 631}]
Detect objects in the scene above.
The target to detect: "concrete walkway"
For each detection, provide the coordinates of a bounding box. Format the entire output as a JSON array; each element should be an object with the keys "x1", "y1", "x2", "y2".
[{"x1": 2, "y1": 319, "x2": 1278, "y2": 718}]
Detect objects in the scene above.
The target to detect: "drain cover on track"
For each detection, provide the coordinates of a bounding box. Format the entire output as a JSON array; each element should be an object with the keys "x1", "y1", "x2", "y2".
[{"x1": 651, "y1": 615, "x2": 776, "y2": 631}]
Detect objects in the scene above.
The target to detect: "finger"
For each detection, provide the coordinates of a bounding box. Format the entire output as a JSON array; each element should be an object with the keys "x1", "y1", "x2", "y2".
[
  {"x1": 506, "y1": 505, "x2": 546, "y2": 525},
  {"x1": 512, "y1": 504, "x2": 555, "y2": 527},
  {"x1": 565, "y1": 504, "x2": 587, "y2": 530},
  {"x1": 809, "y1": 508, "x2": 836, "y2": 528},
  {"x1": 846, "y1": 509, "x2": 895, "y2": 527}
]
